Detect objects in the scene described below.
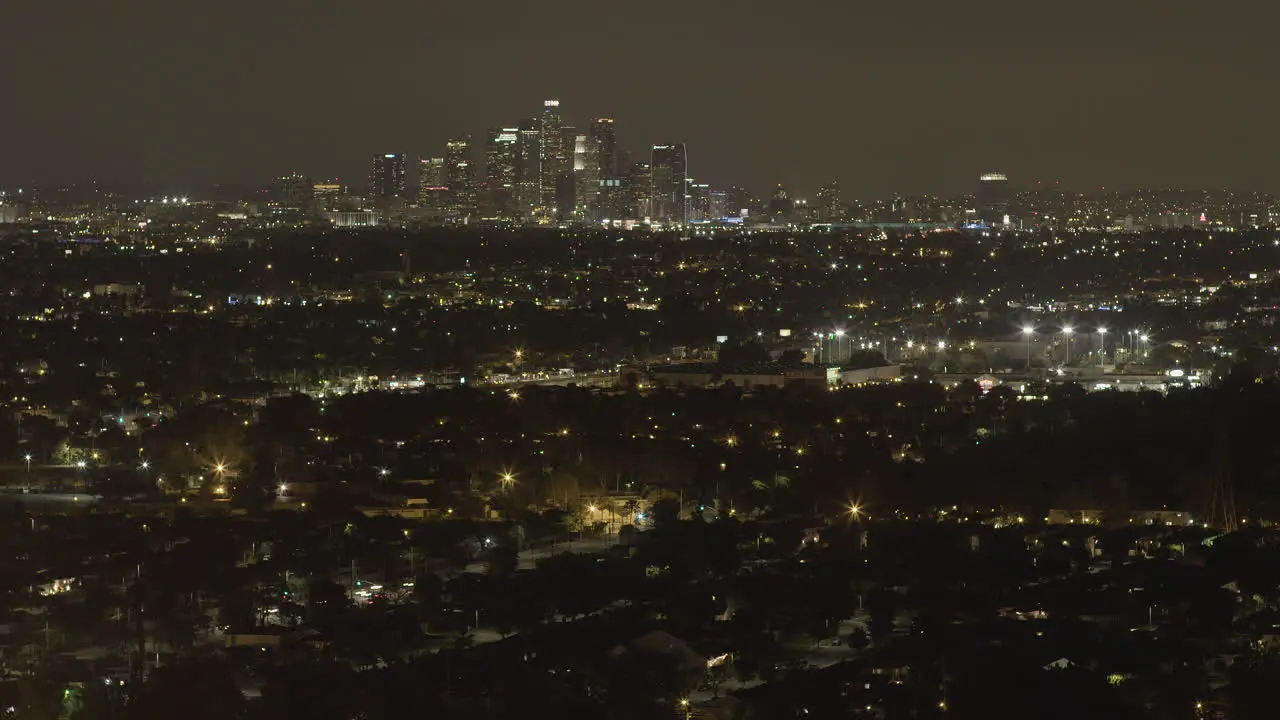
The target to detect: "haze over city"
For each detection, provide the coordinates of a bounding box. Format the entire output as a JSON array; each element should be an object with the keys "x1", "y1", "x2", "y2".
[{"x1": 3, "y1": 0, "x2": 1278, "y2": 194}]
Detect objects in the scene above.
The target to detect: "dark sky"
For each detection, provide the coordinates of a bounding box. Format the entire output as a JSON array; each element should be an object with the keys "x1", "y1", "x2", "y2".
[{"x1": 2, "y1": 1, "x2": 1272, "y2": 197}]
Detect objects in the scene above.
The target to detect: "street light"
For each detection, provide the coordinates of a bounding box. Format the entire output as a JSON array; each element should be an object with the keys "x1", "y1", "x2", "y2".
[
  {"x1": 1021, "y1": 326, "x2": 1035, "y2": 370},
  {"x1": 23, "y1": 454, "x2": 31, "y2": 472},
  {"x1": 936, "y1": 340, "x2": 946, "y2": 351},
  {"x1": 1097, "y1": 328, "x2": 1108, "y2": 367},
  {"x1": 1062, "y1": 326, "x2": 1074, "y2": 365},
  {"x1": 139, "y1": 460, "x2": 150, "y2": 471},
  {"x1": 500, "y1": 471, "x2": 516, "y2": 490}
]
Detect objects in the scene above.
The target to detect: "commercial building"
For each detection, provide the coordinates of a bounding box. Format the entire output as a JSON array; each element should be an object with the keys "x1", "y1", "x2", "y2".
[
  {"x1": 648, "y1": 363, "x2": 839, "y2": 390},
  {"x1": 370, "y1": 153, "x2": 407, "y2": 200},
  {"x1": 539, "y1": 99, "x2": 568, "y2": 216},
  {"x1": 271, "y1": 173, "x2": 313, "y2": 209},
  {"x1": 485, "y1": 128, "x2": 519, "y2": 217},
  {"x1": 444, "y1": 137, "x2": 477, "y2": 219},
  {"x1": 515, "y1": 119, "x2": 541, "y2": 219},
  {"x1": 978, "y1": 172, "x2": 1010, "y2": 226},
  {"x1": 626, "y1": 161, "x2": 652, "y2": 220},
  {"x1": 816, "y1": 181, "x2": 843, "y2": 222},
  {"x1": 418, "y1": 158, "x2": 447, "y2": 219},
  {"x1": 650, "y1": 144, "x2": 688, "y2": 225}
]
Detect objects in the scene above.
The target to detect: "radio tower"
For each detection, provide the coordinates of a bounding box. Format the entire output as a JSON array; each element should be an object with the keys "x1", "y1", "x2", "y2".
[{"x1": 1206, "y1": 416, "x2": 1238, "y2": 532}]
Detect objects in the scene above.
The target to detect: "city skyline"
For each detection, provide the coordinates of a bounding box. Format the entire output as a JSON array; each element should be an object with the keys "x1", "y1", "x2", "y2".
[{"x1": 2, "y1": 1, "x2": 1277, "y2": 195}]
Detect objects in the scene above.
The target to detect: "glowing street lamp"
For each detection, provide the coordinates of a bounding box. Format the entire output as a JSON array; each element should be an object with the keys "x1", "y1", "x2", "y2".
[
  {"x1": 500, "y1": 471, "x2": 516, "y2": 490},
  {"x1": 1097, "y1": 328, "x2": 1108, "y2": 367},
  {"x1": 1021, "y1": 326, "x2": 1035, "y2": 370},
  {"x1": 1062, "y1": 326, "x2": 1074, "y2": 365}
]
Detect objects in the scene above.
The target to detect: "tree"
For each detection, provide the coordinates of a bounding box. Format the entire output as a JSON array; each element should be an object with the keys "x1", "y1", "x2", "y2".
[
  {"x1": 129, "y1": 659, "x2": 247, "y2": 720},
  {"x1": 485, "y1": 545, "x2": 519, "y2": 580}
]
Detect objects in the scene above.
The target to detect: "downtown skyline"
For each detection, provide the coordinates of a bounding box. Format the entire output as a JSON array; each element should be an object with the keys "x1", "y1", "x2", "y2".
[{"x1": 2, "y1": 1, "x2": 1277, "y2": 196}]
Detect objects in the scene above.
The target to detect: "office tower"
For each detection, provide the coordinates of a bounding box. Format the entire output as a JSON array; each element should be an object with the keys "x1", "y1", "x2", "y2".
[
  {"x1": 418, "y1": 158, "x2": 447, "y2": 218},
  {"x1": 596, "y1": 177, "x2": 625, "y2": 222},
  {"x1": 687, "y1": 182, "x2": 710, "y2": 223},
  {"x1": 708, "y1": 191, "x2": 727, "y2": 220},
  {"x1": 444, "y1": 137, "x2": 477, "y2": 219},
  {"x1": 557, "y1": 124, "x2": 578, "y2": 218},
  {"x1": 272, "y1": 173, "x2": 313, "y2": 208},
  {"x1": 725, "y1": 186, "x2": 751, "y2": 217},
  {"x1": 486, "y1": 127, "x2": 519, "y2": 217},
  {"x1": 515, "y1": 119, "x2": 541, "y2": 218},
  {"x1": 649, "y1": 143, "x2": 687, "y2": 225},
  {"x1": 978, "y1": 172, "x2": 1010, "y2": 225},
  {"x1": 816, "y1": 181, "x2": 843, "y2": 222},
  {"x1": 572, "y1": 134, "x2": 592, "y2": 219},
  {"x1": 769, "y1": 184, "x2": 790, "y2": 216},
  {"x1": 370, "y1": 153, "x2": 407, "y2": 200},
  {"x1": 626, "y1": 161, "x2": 652, "y2": 219},
  {"x1": 590, "y1": 119, "x2": 617, "y2": 178},
  {"x1": 539, "y1": 99, "x2": 567, "y2": 215},
  {"x1": 313, "y1": 180, "x2": 343, "y2": 204}
]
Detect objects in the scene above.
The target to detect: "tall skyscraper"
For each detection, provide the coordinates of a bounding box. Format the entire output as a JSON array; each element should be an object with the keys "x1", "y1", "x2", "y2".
[
  {"x1": 816, "y1": 181, "x2": 843, "y2": 222},
  {"x1": 650, "y1": 144, "x2": 688, "y2": 225},
  {"x1": 486, "y1": 127, "x2": 519, "y2": 217},
  {"x1": 687, "y1": 182, "x2": 710, "y2": 223},
  {"x1": 978, "y1": 172, "x2": 1010, "y2": 225},
  {"x1": 572, "y1": 134, "x2": 591, "y2": 220},
  {"x1": 557, "y1": 123, "x2": 578, "y2": 218},
  {"x1": 418, "y1": 158, "x2": 447, "y2": 218},
  {"x1": 576, "y1": 118, "x2": 615, "y2": 221},
  {"x1": 515, "y1": 119, "x2": 541, "y2": 218},
  {"x1": 539, "y1": 99, "x2": 567, "y2": 215},
  {"x1": 370, "y1": 153, "x2": 407, "y2": 200},
  {"x1": 272, "y1": 173, "x2": 313, "y2": 208},
  {"x1": 444, "y1": 137, "x2": 477, "y2": 219},
  {"x1": 626, "y1": 161, "x2": 652, "y2": 220},
  {"x1": 590, "y1": 119, "x2": 617, "y2": 178},
  {"x1": 708, "y1": 190, "x2": 728, "y2": 220}
]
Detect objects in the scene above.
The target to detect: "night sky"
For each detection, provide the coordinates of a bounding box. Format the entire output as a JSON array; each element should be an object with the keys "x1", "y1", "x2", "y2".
[{"x1": 2, "y1": 1, "x2": 1272, "y2": 196}]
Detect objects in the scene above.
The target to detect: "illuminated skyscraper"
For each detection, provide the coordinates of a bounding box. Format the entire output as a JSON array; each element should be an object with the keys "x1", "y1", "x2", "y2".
[
  {"x1": 978, "y1": 172, "x2": 1010, "y2": 225},
  {"x1": 515, "y1": 119, "x2": 541, "y2": 218},
  {"x1": 485, "y1": 127, "x2": 519, "y2": 217},
  {"x1": 708, "y1": 190, "x2": 728, "y2": 220},
  {"x1": 272, "y1": 173, "x2": 313, "y2": 208},
  {"x1": 816, "y1": 181, "x2": 843, "y2": 222},
  {"x1": 573, "y1": 134, "x2": 591, "y2": 219},
  {"x1": 590, "y1": 119, "x2": 617, "y2": 178},
  {"x1": 578, "y1": 118, "x2": 616, "y2": 220},
  {"x1": 687, "y1": 182, "x2": 710, "y2": 223},
  {"x1": 626, "y1": 161, "x2": 652, "y2": 220},
  {"x1": 370, "y1": 153, "x2": 407, "y2": 200},
  {"x1": 539, "y1": 99, "x2": 567, "y2": 215},
  {"x1": 650, "y1": 144, "x2": 687, "y2": 225},
  {"x1": 444, "y1": 137, "x2": 477, "y2": 219},
  {"x1": 418, "y1": 158, "x2": 447, "y2": 218}
]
